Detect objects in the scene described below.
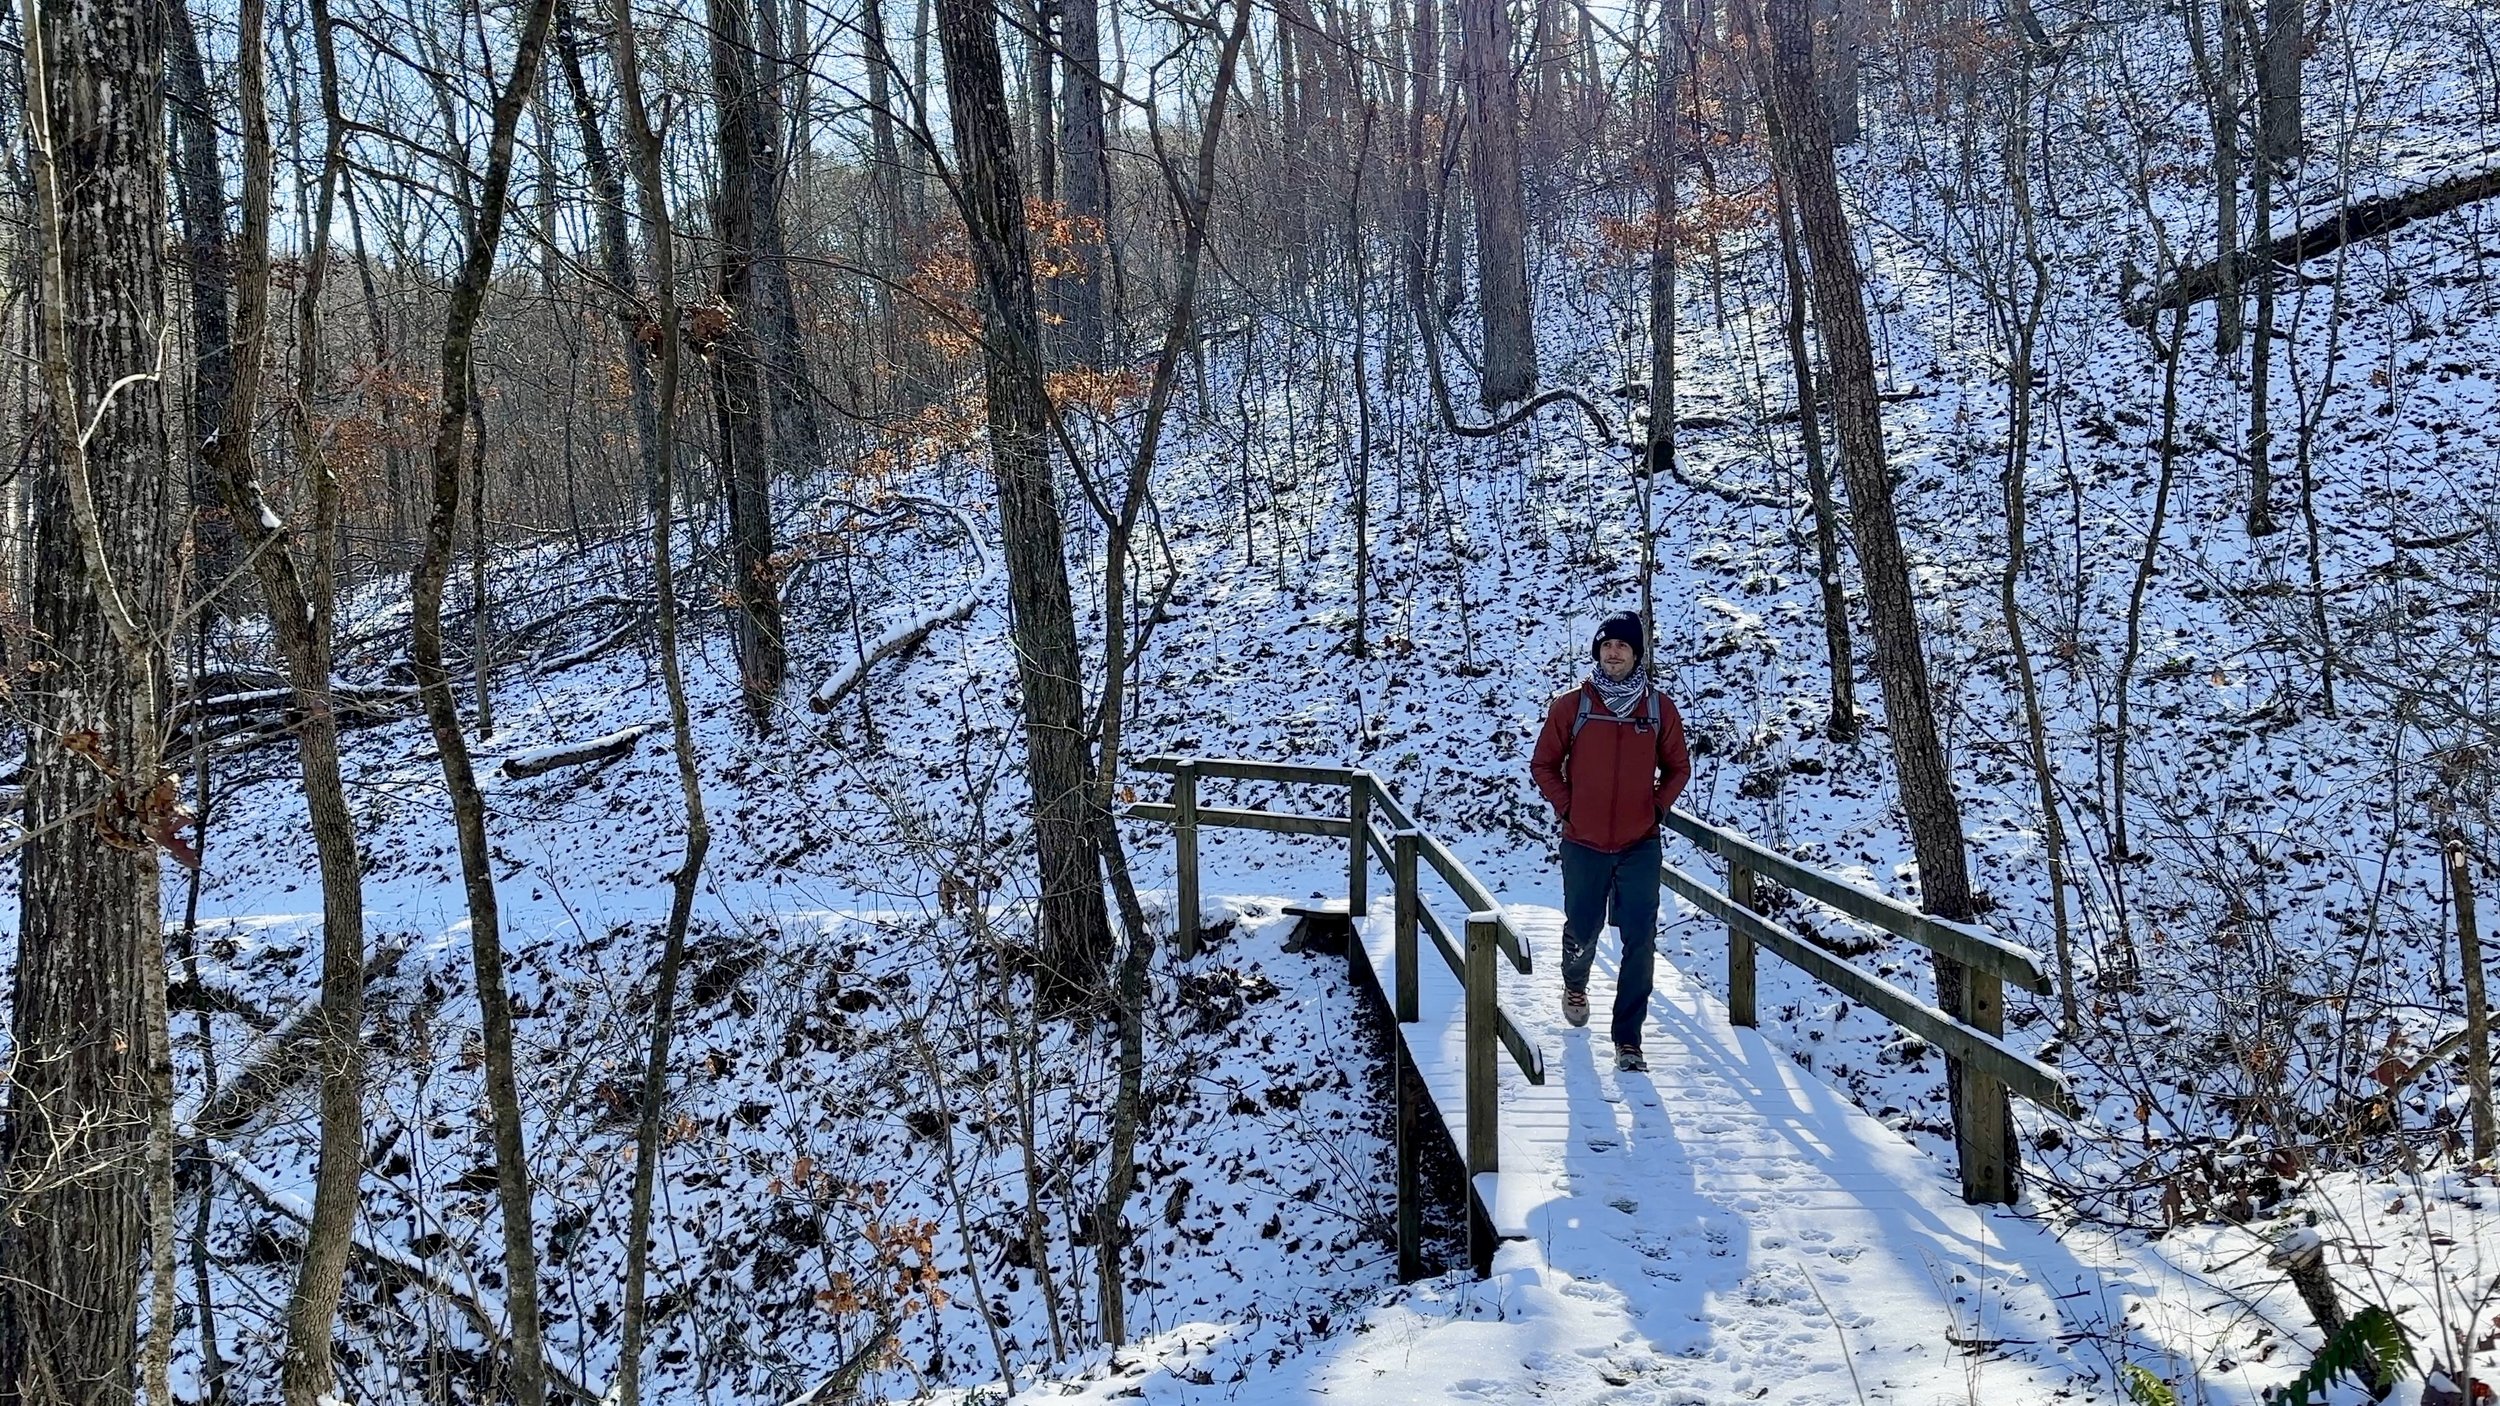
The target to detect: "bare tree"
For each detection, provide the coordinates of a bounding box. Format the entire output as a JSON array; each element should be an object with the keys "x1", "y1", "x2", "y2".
[
  {"x1": 4, "y1": 0, "x2": 179, "y2": 1396},
  {"x1": 405, "y1": 0, "x2": 565, "y2": 1400},
  {"x1": 1755, "y1": 0, "x2": 2007, "y2": 1195},
  {"x1": 1059, "y1": 0, "x2": 1110, "y2": 364},
  {"x1": 601, "y1": 0, "x2": 712, "y2": 1395},
  {"x1": 709, "y1": 0, "x2": 793, "y2": 725},
  {"x1": 187, "y1": 0, "x2": 375, "y2": 1393},
  {"x1": 933, "y1": 0, "x2": 1115, "y2": 998},
  {"x1": 1459, "y1": 0, "x2": 1536, "y2": 404}
]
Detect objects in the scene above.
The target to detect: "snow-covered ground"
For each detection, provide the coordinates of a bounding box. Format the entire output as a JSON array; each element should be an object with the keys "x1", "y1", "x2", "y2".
[{"x1": 11, "y1": 5, "x2": 2500, "y2": 1402}]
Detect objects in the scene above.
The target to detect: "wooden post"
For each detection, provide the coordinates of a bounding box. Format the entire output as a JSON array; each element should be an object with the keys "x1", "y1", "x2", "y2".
[
  {"x1": 2452, "y1": 840, "x2": 2494, "y2": 1160},
  {"x1": 1348, "y1": 771, "x2": 1372, "y2": 915},
  {"x1": 1465, "y1": 911, "x2": 1500, "y2": 1275},
  {"x1": 1395, "y1": 1044, "x2": 1424, "y2": 1280},
  {"x1": 1728, "y1": 862, "x2": 1757, "y2": 1028},
  {"x1": 1955, "y1": 961, "x2": 2013, "y2": 1204},
  {"x1": 1393, "y1": 829, "x2": 1420, "y2": 1023},
  {"x1": 1174, "y1": 761, "x2": 1200, "y2": 959}
]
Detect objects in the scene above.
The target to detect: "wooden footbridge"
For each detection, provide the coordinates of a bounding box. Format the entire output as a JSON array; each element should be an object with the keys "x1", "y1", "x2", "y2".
[{"x1": 1124, "y1": 755, "x2": 2081, "y2": 1287}]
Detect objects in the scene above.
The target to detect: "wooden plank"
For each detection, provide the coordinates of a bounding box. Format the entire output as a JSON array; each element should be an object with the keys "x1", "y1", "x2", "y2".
[
  {"x1": 1124, "y1": 802, "x2": 1350, "y2": 839},
  {"x1": 1728, "y1": 862, "x2": 1757, "y2": 1028},
  {"x1": 1495, "y1": 1005, "x2": 1546, "y2": 1086},
  {"x1": 1348, "y1": 772, "x2": 1372, "y2": 915},
  {"x1": 1416, "y1": 902, "x2": 1465, "y2": 981},
  {"x1": 1660, "y1": 864, "x2": 2080, "y2": 1116},
  {"x1": 1396, "y1": 1043, "x2": 1423, "y2": 1280},
  {"x1": 1135, "y1": 754, "x2": 1360, "y2": 787},
  {"x1": 1464, "y1": 913, "x2": 1501, "y2": 1182},
  {"x1": 1174, "y1": 762, "x2": 1200, "y2": 960},
  {"x1": 1369, "y1": 779, "x2": 1418, "y2": 835},
  {"x1": 1957, "y1": 968, "x2": 2012, "y2": 1204},
  {"x1": 1412, "y1": 831, "x2": 1531, "y2": 974},
  {"x1": 1666, "y1": 809, "x2": 2051, "y2": 994},
  {"x1": 1393, "y1": 831, "x2": 1421, "y2": 1023}
]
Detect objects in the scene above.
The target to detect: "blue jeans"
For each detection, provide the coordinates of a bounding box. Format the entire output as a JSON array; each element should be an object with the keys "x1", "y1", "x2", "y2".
[{"x1": 1558, "y1": 833, "x2": 1661, "y2": 1049}]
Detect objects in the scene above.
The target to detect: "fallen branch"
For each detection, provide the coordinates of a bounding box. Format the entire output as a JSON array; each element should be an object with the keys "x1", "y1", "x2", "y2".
[
  {"x1": 810, "y1": 501, "x2": 998, "y2": 714},
  {"x1": 211, "y1": 1147, "x2": 604, "y2": 1404},
  {"x1": 2133, "y1": 152, "x2": 2500, "y2": 322},
  {"x1": 499, "y1": 719, "x2": 665, "y2": 779},
  {"x1": 533, "y1": 607, "x2": 651, "y2": 674},
  {"x1": 186, "y1": 935, "x2": 414, "y2": 1144}
]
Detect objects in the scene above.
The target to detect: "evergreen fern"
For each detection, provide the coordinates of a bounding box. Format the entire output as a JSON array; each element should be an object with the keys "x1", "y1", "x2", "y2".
[
  {"x1": 2123, "y1": 1362, "x2": 2182, "y2": 1406},
  {"x1": 2264, "y1": 1305, "x2": 2414, "y2": 1406}
]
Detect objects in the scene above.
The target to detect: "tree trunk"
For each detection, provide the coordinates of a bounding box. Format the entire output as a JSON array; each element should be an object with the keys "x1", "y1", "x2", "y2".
[
  {"x1": 2258, "y1": 0, "x2": 2299, "y2": 164},
  {"x1": 1820, "y1": 0, "x2": 1862, "y2": 146},
  {"x1": 1770, "y1": 175, "x2": 1857, "y2": 740},
  {"x1": 2243, "y1": 67, "x2": 2278, "y2": 536},
  {"x1": 406, "y1": 0, "x2": 562, "y2": 1401},
  {"x1": 1459, "y1": 0, "x2": 1535, "y2": 405},
  {"x1": 2182, "y1": 0, "x2": 2242, "y2": 356},
  {"x1": 3, "y1": 0, "x2": 178, "y2": 1394},
  {"x1": 1995, "y1": 62, "x2": 2078, "y2": 1032},
  {"x1": 1028, "y1": 0, "x2": 1057, "y2": 203},
  {"x1": 166, "y1": 0, "x2": 240, "y2": 629},
  {"x1": 1643, "y1": 5, "x2": 1680, "y2": 661},
  {"x1": 1059, "y1": 0, "x2": 1109, "y2": 365},
  {"x1": 708, "y1": 0, "x2": 791, "y2": 726},
  {"x1": 189, "y1": 0, "x2": 373, "y2": 1397},
  {"x1": 934, "y1": 0, "x2": 1115, "y2": 999},
  {"x1": 601, "y1": 1, "x2": 712, "y2": 1396},
  {"x1": 554, "y1": 4, "x2": 662, "y2": 511},
  {"x1": 1758, "y1": 0, "x2": 2002, "y2": 1191}
]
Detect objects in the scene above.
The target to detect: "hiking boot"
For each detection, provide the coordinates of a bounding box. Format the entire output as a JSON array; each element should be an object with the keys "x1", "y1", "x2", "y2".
[
  {"x1": 1562, "y1": 988, "x2": 1590, "y2": 1028},
  {"x1": 1615, "y1": 1044, "x2": 1649, "y2": 1073}
]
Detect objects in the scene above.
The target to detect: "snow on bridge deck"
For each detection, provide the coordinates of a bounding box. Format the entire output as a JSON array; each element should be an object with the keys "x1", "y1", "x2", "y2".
[{"x1": 1346, "y1": 899, "x2": 2097, "y2": 1403}]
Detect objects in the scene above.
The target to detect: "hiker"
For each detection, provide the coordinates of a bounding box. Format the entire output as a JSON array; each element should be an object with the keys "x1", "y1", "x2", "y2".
[{"x1": 1530, "y1": 610, "x2": 1692, "y2": 1073}]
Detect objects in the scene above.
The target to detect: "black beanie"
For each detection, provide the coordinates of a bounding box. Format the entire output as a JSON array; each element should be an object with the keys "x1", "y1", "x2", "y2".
[{"x1": 1592, "y1": 610, "x2": 1645, "y2": 661}]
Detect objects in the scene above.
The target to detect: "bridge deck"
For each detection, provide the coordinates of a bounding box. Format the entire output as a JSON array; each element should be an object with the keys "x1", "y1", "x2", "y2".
[{"x1": 1355, "y1": 901, "x2": 2087, "y2": 1401}]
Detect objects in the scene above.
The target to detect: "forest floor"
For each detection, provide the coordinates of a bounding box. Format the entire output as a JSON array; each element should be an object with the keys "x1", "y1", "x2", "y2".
[{"x1": 10, "y1": 9, "x2": 2500, "y2": 1404}]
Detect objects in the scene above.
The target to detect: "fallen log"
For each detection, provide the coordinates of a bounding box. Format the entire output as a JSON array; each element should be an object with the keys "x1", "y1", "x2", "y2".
[
  {"x1": 811, "y1": 501, "x2": 999, "y2": 714},
  {"x1": 2133, "y1": 153, "x2": 2500, "y2": 323},
  {"x1": 211, "y1": 1147, "x2": 604, "y2": 1404},
  {"x1": 187, "y1": 935, "x2": 414, "y2": 1144},
  {"x1": 499, "y1": 720, "x2": 666, "y2": 779}
]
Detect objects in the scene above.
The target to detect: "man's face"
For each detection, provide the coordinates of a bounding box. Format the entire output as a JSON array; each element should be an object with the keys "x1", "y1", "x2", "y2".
[{"x1": 1598, "y1": 638, "x2": 1638, "y2": 680}]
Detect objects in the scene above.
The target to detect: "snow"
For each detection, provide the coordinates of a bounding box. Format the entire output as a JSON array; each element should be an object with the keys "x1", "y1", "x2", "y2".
[{"x1": 10, "y1": 7, "x2": 2500, "y2": 1403}]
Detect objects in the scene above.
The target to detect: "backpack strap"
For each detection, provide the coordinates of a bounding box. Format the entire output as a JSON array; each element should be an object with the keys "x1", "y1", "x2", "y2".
[{"x1": 1571, "y1": 683, "x2": 1664, "y2": 741}]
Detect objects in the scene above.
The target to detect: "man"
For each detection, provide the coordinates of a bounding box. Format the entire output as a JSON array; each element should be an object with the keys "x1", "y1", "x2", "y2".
[{"x1": 1530, "y1": 610, "x2": 1692, "y2": 1072}]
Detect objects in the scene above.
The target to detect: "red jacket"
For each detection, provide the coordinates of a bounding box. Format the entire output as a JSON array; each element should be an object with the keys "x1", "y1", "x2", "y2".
[{"x1": 1530, "y1": 682, "x2": 1692, "y2": 853}]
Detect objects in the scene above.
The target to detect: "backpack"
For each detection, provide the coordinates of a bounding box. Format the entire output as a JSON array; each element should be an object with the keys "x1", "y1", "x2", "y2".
[{"x1": 1570, "y1": 683, "x2": 1663, "y2": 743}]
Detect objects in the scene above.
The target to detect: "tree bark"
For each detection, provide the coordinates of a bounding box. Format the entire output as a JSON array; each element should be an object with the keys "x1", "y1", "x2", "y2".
[
  {"x1": 1459, "y1": 0, "x2": 1536, "y2": 405},
  {"x1": 935, "y1": 0, "x2": 1115, "y2": 999},
  {"x1": 406, "y1": 0, "x2": 563, "y2": 1401},
  {"x1": 708, "y1": 0, "x2": 792, "y2": 726},
  {"x1": 2258, "y1": 0, "x2": 2299, "y2": 164},
  {"x1": 3, "y1": 0, "x2": 178, "y2": 1394},
  {"x1": 1059, "y1": 0, "x2": 1109, "y2": 365},
  {"x1": 166, "y1": 0, "x2": 240, "y2": 626},
  {"x1": 2181, "y1": 0, "x2": 2242, "y2": 355}
]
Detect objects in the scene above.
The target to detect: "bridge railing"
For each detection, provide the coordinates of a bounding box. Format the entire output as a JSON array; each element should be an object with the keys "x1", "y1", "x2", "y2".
[
  {"x1": 1124, "y1": 753, "x2": 2079, "y2": 1245},
  {"x1": 1125, "y1": 754, "x2": 1538, "y2": 1276},
  {"x1": 1661, "y1": 808, "x2": 2080, "y2": 1204}
]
